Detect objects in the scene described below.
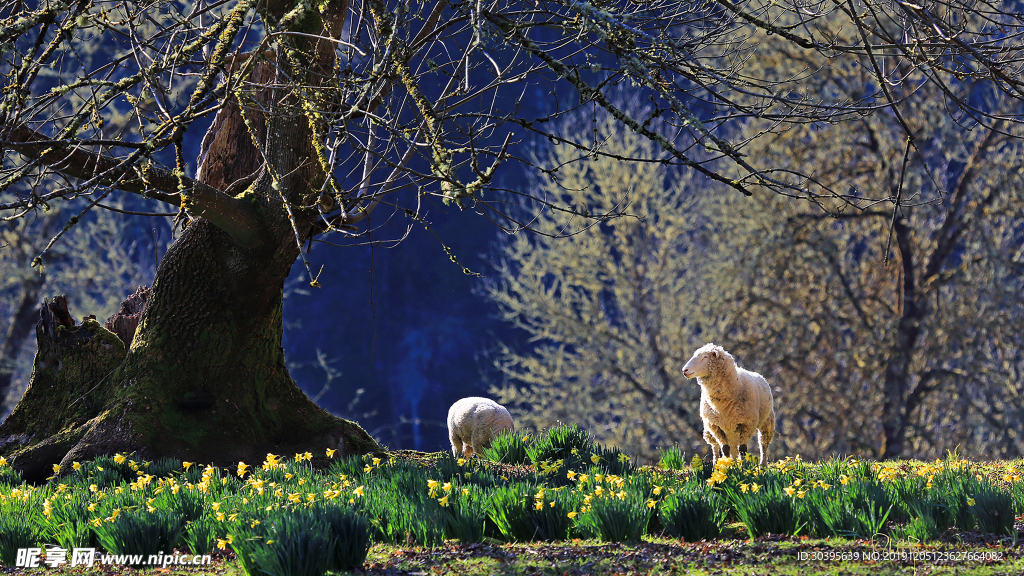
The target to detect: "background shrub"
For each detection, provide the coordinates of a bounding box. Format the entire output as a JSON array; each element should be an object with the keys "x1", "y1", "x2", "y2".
[
  {"x1": 0, "y1": 515, "x2": 37, "y2": 567},
  {"x1": 91, "y1": 509, "x2": 184, "y2": 563},
  {"x1": 658, "y1": 446, "x2": 687, "y2": 471},
  {"x1": 484, "y1": 430, "x2": 532, "y2": 465},
  {"x1": 660, "y1": 488, "x2": 727, "y2": 541},
  {"x1": 485, "y1": 483, "x2": 572, "y2": 542},
  {"x1": 578, "y1": 494, "x2": 652, "y2": 543}
]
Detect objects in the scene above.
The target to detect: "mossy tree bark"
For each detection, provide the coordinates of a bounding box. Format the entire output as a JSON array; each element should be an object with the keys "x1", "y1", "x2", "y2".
[{"x1": 0, "y1": 0, "x2": 380, "y2": 482}]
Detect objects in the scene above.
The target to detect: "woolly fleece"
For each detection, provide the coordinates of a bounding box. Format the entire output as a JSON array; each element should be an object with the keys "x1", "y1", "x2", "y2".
[
  {"x1": 682, "y1": 343, "x2": 775, "y2": 465},
  {"x1": 447, "y1": 397, "x2": 514, "y2": 458}
]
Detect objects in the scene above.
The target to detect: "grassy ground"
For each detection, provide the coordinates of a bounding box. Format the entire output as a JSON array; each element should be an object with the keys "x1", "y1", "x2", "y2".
[
  {"x1": 1, "y1": 534, "x2": 1021, "y2": 575},
  {"x1": 4, "y1": 535, "x2": 1019, "y2": 575},
  {"x1": 4, "y1": 446, "x2": 1024, "y2": 575},
  {"x1": 357, "y1": 536, "x2": 1024, "y2": 576}
]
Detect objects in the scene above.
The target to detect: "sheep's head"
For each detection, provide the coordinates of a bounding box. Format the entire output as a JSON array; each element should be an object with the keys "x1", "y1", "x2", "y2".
[{"x1": 681, "y1": 343, "x2": 725, "y2": 379}]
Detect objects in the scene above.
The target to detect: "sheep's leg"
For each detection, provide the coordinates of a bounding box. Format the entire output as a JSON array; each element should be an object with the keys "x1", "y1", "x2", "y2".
[
  {"x1": 711, "y1": 425, "x2": 731, "y2": 460},
  {"x1": 471, "y1": 429, "x2": 493, "y2": 460},
  {"x1": 757, "y1": 414, "x2": 776, "y2": 465},
  {"x1": 450, "y1": 434, "x2": 464, "y2": 457},
  {"x1": 733, "y1": 424, "x2": 751, "y2": 462},
  {"x1": 702, "y1": 429, "x2": 722, "y2": 463}
]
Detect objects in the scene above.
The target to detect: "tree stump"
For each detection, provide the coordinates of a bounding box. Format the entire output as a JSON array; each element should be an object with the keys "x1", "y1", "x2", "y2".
[{"x1": 0, "y1": 296, "x2": 129, "y2": 482}]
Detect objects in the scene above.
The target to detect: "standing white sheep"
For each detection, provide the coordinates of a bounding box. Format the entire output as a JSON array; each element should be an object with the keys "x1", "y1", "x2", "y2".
[
  {"x1": 447, "y1": 397, "x2": 514, "y2": 458},
  {"x1": 681, "y1": 343, "x2": 775, "y2": 465}
]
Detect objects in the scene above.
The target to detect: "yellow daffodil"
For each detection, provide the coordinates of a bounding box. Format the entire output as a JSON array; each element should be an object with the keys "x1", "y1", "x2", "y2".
[
  {"x1": 457, "y1": 458, "x2": 467, "y2": 466},
  {"x1": 653, "y1": 485, "x2": 662, "y2": 495},
  {"x1": 52, "y1": 464, "x2": 61, "y2": 474},
  {"x1": 72, "y1": 462, "x2": 81, "y2": 471},
  {"x1": 183, "y1": 462, "x2": 193, "y2": 470},
  {"x1": 326, "y1": 448, "x2": 336, "y2": 458},
  {"x1": 784, "y1": 486, "x2": 796, "y2": 497},
  {"x1": 646, "y1": 499, "x2": 656, "y2": 508},
  {"x1": 372, "y1": 457, "x2": 381, "y2": 466},
  {"x1": 590, "y1": 454, "x2": 601, "y2": 464},
  {"x1": 568, "y1": 511, "x2": 578, "y2": 519},
  {"x1": 354, "y1": 485, "x2": 365, "y2": 497},
  {"x1": 707, "y1": 470, "x2": 727, "y2": 485},
  {"x1": 114, "y1": 454, "x2": 126, "y2": 465},
  {"x1": 751, "y1": 483, "x2": 760, "y2": 493},
  {"x1": 439, "y1": 495, "x2": 450, "y2": 507}
]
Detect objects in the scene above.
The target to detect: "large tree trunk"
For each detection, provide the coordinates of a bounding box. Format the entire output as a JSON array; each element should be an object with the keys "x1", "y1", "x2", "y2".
[
  {"x1": 879, "y1": 216, "x2": 921, "y2": 460},
  {"x1": 0, "y1": 37, "x2": 380, "y2": 481},
  {"x1": 1, "y1": 217, "x2": 378, "y2": 483}
]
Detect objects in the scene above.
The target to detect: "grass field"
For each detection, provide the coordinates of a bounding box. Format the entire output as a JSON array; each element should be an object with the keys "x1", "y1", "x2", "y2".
[{"x1": 2, "y1": 425, "x2": 1023, "y2": 575}]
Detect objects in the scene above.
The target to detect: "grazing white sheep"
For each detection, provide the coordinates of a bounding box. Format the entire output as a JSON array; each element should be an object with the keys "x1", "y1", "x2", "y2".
[
  {"x1": 681, "y1": 343, "x2": 775, "y2": 465},
  {"x1": 447, "y1": 397, "x2": 514, "y2": 458}
]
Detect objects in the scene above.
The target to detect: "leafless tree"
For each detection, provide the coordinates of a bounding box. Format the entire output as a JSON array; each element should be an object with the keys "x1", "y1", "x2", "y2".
[{"x1": 1, "y1": 0, "x2": 1023, "y2": 478}]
